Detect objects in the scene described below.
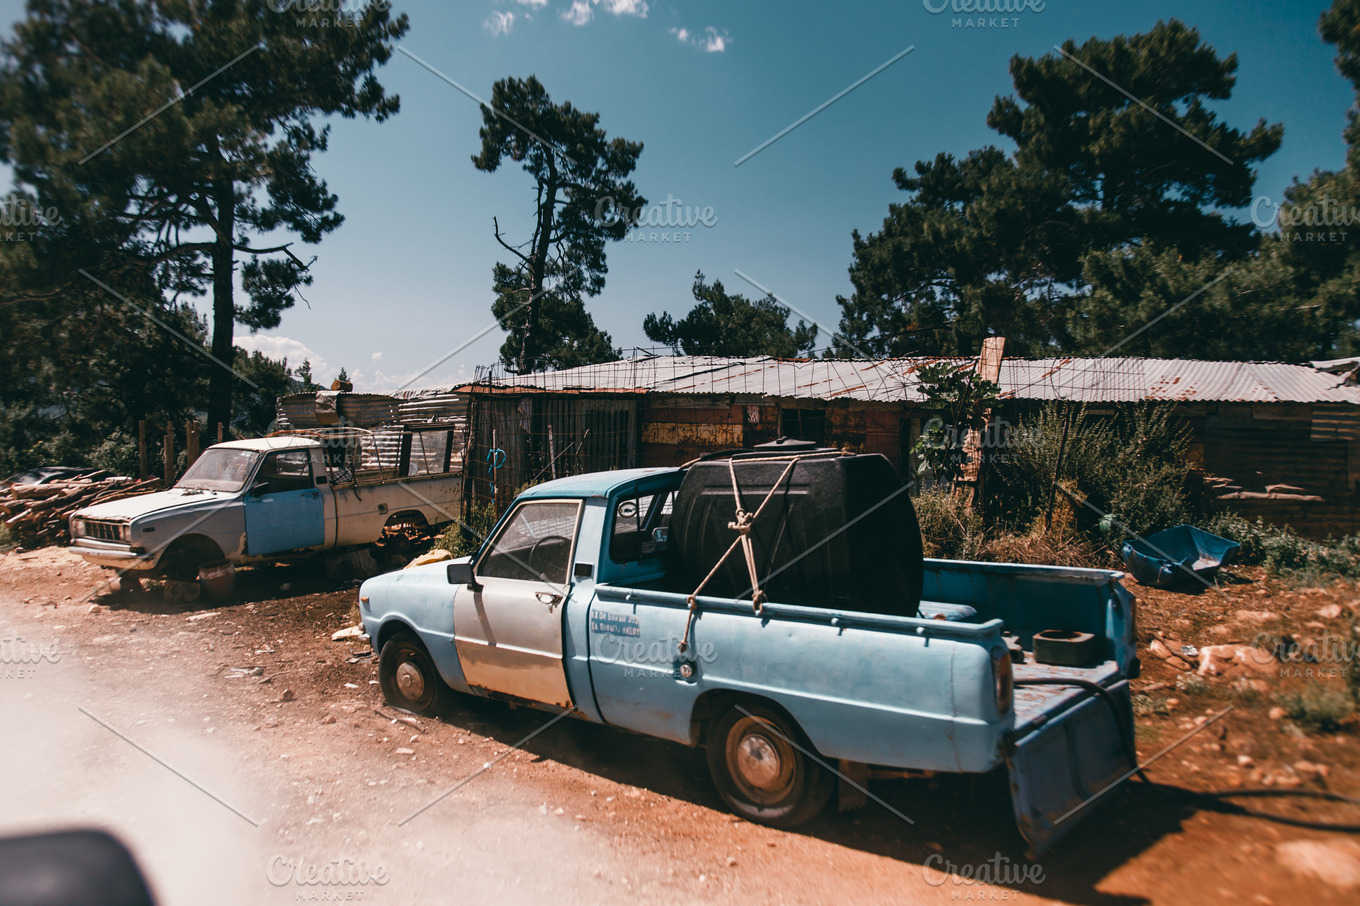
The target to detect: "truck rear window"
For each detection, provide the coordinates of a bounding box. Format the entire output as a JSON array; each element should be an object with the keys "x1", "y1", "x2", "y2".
[{"x1": 609, "y1": 492, "x2": 672, "y2": 563}]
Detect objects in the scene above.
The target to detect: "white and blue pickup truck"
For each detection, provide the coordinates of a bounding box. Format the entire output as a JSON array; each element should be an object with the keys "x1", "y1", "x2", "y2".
[
  {"x1": 359, "y1": 445, "x2": 1140, "y2": 853},
  {"x1": 69, "y1": 433, "x2": 460, "y2": 580}
]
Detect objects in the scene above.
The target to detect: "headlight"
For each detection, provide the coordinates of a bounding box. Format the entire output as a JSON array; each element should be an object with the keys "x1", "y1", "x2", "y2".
[
  {"x1": 70, "y1": 517, "x2": 85, "y2": 537},
  {"x1": 121, "y1": 523, "x2": 131, "y2": 543}
]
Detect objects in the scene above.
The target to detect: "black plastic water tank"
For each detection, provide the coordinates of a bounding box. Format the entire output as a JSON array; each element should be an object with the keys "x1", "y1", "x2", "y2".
[{"x1": 669, "y1": 449, "x2": 923, "y2": 616}]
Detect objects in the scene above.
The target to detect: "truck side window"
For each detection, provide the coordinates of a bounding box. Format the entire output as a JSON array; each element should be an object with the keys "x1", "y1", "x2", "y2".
[
  {"x1": 610, "y1": 492, "x2": 672, "y2": 563},
  {"x1": 256, "y1": 450, "x2": 313, "y2": 495},
  {"x1": 479, "y1": 501, "x2": 579, "y2": 585}
]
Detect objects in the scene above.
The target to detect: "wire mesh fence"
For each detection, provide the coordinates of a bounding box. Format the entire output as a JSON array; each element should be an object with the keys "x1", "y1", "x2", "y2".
[{"x1": 463, "y1": 387, "x2": 640, "y2": 513}]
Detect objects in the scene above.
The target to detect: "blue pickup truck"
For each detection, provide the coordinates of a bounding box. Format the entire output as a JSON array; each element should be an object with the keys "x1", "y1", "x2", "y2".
[{"x1": 359, "y1": 449, "x2": 1139, "y2": 853}]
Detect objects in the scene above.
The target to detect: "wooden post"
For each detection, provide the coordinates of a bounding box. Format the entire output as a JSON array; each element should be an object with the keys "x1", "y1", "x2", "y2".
[
  {"x1": 163, "y1": 421, "x2": 175, "y2": 481},
  {"x1": 217, "y1": 422, "x2": 225, "y2": 444},
  {"x1": 186, "y1": 419, "x2": 200, "y2": 465},
  {"x1": 138, "y1": 420, "x2": 148, "y2": 480},
  {"x1": 1045, "y1": 402, "x2": 1074, "y2": 533},
  {"x1": 957, "y1": 336, "x2": 1006, "y2": 510}
]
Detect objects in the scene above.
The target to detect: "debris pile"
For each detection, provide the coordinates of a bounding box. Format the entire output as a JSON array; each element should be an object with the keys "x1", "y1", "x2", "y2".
[{"x1": 0, "y1": 476, "x2": 161, "y2": 548}]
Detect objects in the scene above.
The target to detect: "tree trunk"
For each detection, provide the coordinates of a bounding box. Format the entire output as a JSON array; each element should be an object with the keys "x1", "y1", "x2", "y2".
[
  {"x1": 206, "y1": 178, "x2": 236, "y2": 437},
  {"x1": 518, "y1": 164, "x2": 558, "y2": 373}
]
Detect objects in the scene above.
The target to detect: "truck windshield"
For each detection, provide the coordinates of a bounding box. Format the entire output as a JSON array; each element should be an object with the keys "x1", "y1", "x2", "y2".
[{"x1": 176, "y1": 448, "x2": 260, "y2": 492}]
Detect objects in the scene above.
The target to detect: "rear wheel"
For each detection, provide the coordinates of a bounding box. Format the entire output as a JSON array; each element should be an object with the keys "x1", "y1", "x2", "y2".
[
  {"x1": 378, "y1": 631, "x2": 446, "y2": 716},
  {"x1": 706, "y1": 702, "x2": 833, "y2": 827}
]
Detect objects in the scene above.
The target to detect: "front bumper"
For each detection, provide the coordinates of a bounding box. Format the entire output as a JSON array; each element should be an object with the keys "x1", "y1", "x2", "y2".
[{"x1": 70, "y1": 539, "x2": 158, "y2": 572}]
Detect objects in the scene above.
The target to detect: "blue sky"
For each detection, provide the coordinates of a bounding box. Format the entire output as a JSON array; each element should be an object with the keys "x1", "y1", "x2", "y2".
[{"x1": 1, "y1": 0, "x2": 1354, "y2": 389}]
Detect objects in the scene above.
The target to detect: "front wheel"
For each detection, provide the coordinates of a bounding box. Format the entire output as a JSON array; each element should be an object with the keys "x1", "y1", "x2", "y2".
[
  {"x1": 378, "y1": 631, "x2": 446, "y2": 716},
  {"x1": 706, "y1": 702, "x2": 833, "y2": 828}
]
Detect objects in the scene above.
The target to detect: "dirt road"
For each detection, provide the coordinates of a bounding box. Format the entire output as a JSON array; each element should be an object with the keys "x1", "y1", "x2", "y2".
[{"x1": 2, "y1": 548, "x2": 1358, "y2": 905}]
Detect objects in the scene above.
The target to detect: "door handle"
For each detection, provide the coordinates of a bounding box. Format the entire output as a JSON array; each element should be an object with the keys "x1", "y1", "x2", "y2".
[
  {"x1": 305, "y1": 491, "x2": 320, "y2": 499},
  {"x1": 536, "y1": 592, "x2": 562, "y2": 606}
]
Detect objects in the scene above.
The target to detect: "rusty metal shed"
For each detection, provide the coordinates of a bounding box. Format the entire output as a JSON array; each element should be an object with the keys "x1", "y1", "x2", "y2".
[{"x1": 450, "y1": 355, "x2": 1360, "y2": 538}]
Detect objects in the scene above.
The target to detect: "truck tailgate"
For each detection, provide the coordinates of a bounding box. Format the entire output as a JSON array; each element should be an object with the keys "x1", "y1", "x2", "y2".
[{"x1": 1006, "y1": 674, "x2": 1136, "y2": 854}]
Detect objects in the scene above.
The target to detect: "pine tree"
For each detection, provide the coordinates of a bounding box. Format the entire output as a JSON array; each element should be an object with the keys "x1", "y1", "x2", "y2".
[
  {"x1": 0, "y1": 0, "x2": 409, "y2": 433},
  {"x1": 473, "y1": 76, "x2": 643, "y2": 372}
]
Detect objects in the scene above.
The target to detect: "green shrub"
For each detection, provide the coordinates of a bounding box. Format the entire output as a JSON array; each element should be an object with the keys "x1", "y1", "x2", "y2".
[
  {"x1": 912, "y1": 487, "x2": 1105, "y2": 566},
  {"x1": 1205, "y1": 512, "x2": 1360, "y2": 580},
  {"x1": 987, "y1": 402, "x2": 1192, "y2": 539},
  {"x1": 434, "y1": 499, "x2": 500, "y2": 560},
  {"x1": 0, "y1": 524, "x2": 17, "y2": 553},
  {"x1": 913, "y1": 487, "x2": 988, "y2": 560},
  {"x1": 911, "y1": 361, "x2": 1001, "y2": 484},
  {"x1": 1273, "y1": 685, "x2": 1354, "y2": 734},
  {"x1": 89, "y1": 429, "x2": 142, "y2": 477}
]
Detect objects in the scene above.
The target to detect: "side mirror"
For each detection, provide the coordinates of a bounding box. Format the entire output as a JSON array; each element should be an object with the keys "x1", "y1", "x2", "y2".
[
  {"x1": 249, "y1": 481, "x2": 269, "y2": 497},
  {"x1": 641, "y1": 526, "x2": 669, "y2": 557},
  {"x1": 447, "y1": 561, "x2": 481, "y2": 591},
  {"x1": 0, "y1": 829, "x2": 155, "y2": 906}
]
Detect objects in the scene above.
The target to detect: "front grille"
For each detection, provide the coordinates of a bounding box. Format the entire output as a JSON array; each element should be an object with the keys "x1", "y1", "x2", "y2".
[{"x1": 83, "y1": 520, "x2": 125, "y2": 542}]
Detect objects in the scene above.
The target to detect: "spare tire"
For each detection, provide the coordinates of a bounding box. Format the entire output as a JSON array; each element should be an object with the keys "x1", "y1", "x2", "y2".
[{"x1": 669, "y1": 451, "x2": 923, "y2": 616}]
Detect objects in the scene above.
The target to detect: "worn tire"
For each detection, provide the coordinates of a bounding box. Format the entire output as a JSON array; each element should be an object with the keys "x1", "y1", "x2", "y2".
[
  {"x1": 377, "y1": 631, "x2": 446, "y2": 716},
  {"x1": 706, "y1": 702, "x2": 833, "y2": 828},
  {"x1": 159, "y1": 536, "x2": 221, "y2": 583}
]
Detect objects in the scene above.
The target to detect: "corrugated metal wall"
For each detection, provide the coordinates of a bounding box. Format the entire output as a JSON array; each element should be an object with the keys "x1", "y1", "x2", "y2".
[
  {"x1": 279, "y1": 383, "x2": 1359, "y2": 537},
  {"x1": 464, "y1": 393, "x2": 640, "y2": 512}
]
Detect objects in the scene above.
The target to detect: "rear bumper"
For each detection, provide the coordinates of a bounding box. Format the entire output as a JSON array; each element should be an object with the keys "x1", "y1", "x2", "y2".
[{"x1": 70, "y1": 540, "x2": 158, "y2": 572}]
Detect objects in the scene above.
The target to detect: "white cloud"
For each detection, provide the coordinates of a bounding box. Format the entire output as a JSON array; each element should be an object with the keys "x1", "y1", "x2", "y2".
[
  {"x1": 670, "y1": 24, "x2": 730, "y2": 53},
  {"x1": 560, "y1": 1, "x2": 591, "y2": 25},
  {"x1": 597, "y1": 0, "x2": 647, "y2": 16},
  {"x1": 484, "y1": 10, "x2": 515, "y2": 35},
  {"x1": 234, "y1": 335, "x2": 332, "y2": 384},
  {"x1": 561, "y1": 0, "x2": 647, "y2": 27},
  {"x1": 350, "y1": 364, "x2": 474, "y2": 394},
  {"x1": 511, "y1": 0, "x2": 547, "y2": 7},
  {"x1": 231, "y1": 335, "x2": 476, "y2": 395}
]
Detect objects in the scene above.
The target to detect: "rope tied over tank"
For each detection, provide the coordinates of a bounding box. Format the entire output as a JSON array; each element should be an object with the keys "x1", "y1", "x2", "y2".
[{"x1": 678, "y1": 454, "x2": 806, "y2": 653}]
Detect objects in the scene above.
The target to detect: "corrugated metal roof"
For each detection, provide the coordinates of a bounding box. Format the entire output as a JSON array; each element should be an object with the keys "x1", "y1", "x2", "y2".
[{"x1": 458, "y1": 355, "x2": 1360, "y2": 405}]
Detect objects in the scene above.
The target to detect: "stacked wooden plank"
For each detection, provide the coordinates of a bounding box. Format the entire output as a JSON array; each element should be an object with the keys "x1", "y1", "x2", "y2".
[{"x1": 0, "y1": 477, "x2": 162, "y2": 548}]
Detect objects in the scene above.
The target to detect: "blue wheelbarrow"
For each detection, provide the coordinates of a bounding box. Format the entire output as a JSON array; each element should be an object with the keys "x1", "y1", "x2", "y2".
[{"x1": 1120, "y1": 524, "x2": 1240, "y2": 588}]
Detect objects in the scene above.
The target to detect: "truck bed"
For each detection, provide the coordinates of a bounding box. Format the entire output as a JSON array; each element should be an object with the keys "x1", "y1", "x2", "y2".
[{"x1": 1012, "y1": 661, "x2": 1123, "y2": 729}]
